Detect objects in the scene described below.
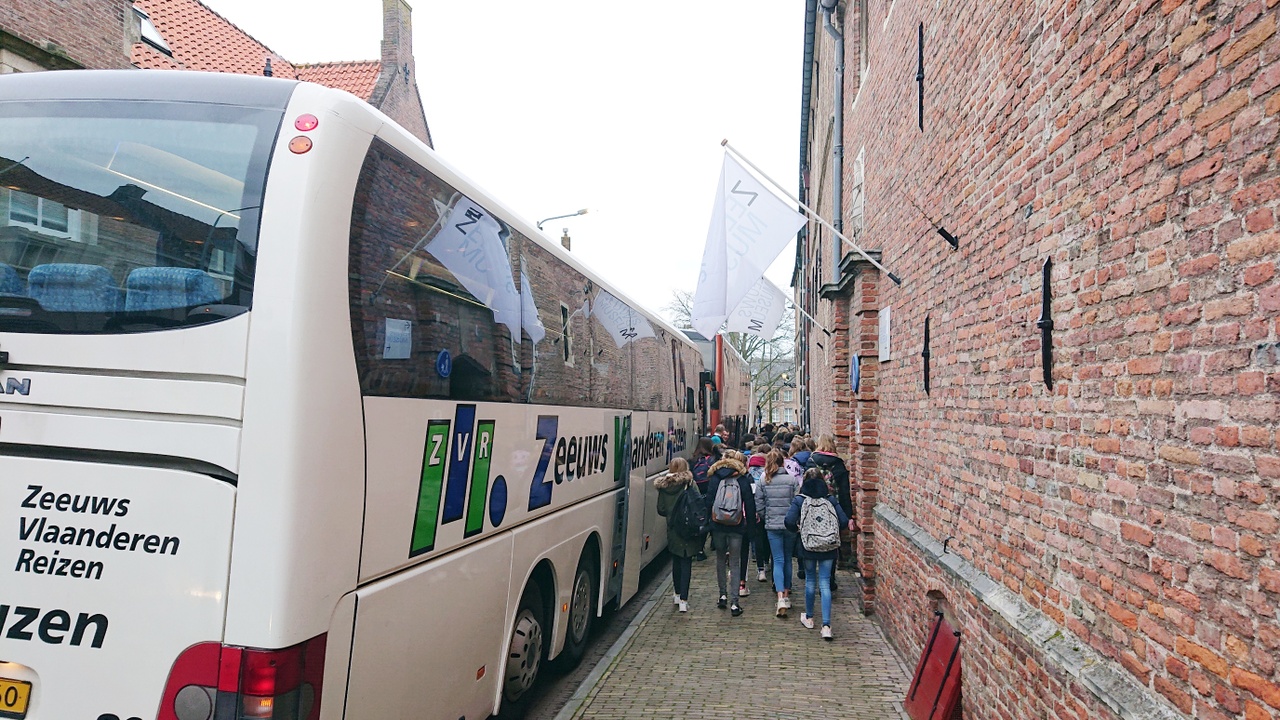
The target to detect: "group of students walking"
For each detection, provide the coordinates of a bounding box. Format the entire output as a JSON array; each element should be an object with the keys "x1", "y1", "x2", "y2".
[{"x1": 656, "y1": 426, "x2": 853, "y2": 640}]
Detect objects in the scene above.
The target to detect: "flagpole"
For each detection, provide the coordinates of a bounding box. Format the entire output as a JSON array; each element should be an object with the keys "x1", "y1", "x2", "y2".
[
  {"x1": 759, "y1": 276, "x2": 831, "y2": 336},
  {"x1": 721, "y1": 140, "x2": 902, "y2": 286}
]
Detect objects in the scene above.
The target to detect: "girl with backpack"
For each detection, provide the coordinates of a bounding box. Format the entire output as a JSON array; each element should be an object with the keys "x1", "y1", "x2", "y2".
[
  {"x1": 785, "y1": 468, "x2": 853, "y2": 639},
  {"x1": 656, "y1": 457, "x2": 703, "y2": 613},
  {"x1": 755, "y1": 450, "x2": 799, "y2": 618},
  {"x1": 704, "y1": 451, "x2": 757, "y2": 616},
  {"x1": 805, "y1": 434, "x2": 852, "y2": 520},
  {"x1": 691, "y1": 437, "x2": 718, "y2": 495},
  {"x1": 690, "y1": 437, "x2": 719, "y2": 561},
  {"x1": 783, "y1": 438, "x2": 807, "y2": 481}
]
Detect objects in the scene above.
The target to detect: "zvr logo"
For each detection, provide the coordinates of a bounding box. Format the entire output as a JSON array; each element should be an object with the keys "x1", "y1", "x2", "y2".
[{"x1": 409, "y1": 405, "x2": 505, "y2": 557}]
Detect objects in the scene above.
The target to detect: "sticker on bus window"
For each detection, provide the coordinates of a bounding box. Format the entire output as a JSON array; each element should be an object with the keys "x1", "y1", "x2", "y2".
[{"x1": 383, "y1": 318, "x2": 412, "y2": 360}]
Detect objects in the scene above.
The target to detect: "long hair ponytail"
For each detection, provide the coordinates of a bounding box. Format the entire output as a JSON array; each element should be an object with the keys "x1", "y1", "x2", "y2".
[{"x1": 763, "y1": 450, "x2": 785, "y2": 483}]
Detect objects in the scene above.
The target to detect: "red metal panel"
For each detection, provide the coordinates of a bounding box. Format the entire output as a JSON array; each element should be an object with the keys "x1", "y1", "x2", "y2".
[{"x1": 905, "y1": 614, "x2": 962, "y2": 720}]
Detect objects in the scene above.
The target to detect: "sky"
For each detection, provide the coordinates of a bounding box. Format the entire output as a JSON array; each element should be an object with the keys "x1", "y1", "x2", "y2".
[{"x1": 200, "y1": 0, "x2": 804, "y2": 321}]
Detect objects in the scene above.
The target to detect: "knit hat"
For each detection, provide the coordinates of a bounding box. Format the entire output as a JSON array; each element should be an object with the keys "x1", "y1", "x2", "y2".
[
  {"x1": 748, "y1": 454, "x2": 766, "y2": 467},
  {"x1": 710, "y1": 435, "x2": 722, "y2": 445}
]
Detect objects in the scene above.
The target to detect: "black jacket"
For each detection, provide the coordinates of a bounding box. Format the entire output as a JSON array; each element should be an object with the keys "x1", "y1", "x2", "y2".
[
  {"x1": 805, "y1": 451, "x2": 853, "y2": 520},
  {"x1": 704, "y1": 458, "x2": 757, "y2": 536}
]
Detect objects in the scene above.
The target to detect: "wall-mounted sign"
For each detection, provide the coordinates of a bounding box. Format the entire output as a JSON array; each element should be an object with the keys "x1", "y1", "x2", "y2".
[
  {"x1": 879, "y1": 306, "x2": 891, "y2": 362},
  {"x1": 383, "y1": 318, "x2": 412, "y2": 360},
  {"x1": 436, "y1": 349, "x2": 453, "y2": 378}
]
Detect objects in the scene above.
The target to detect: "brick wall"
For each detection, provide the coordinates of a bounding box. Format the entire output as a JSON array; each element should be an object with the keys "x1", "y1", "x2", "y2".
[
  {"x1": 0, "y1": 0, "x2": 135, "y2": 71},
  {"x1": 801, "y1": 0, "x2": 1280, "y2": 718}
]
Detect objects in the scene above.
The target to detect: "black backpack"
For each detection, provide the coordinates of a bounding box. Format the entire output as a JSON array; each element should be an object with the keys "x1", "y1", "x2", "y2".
[{"x1": 670, "y1": 486, "x2": 708, "y2": 539}]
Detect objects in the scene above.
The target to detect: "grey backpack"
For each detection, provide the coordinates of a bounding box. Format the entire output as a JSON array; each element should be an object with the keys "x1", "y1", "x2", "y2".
[{"x1": 799, "y1": 497, "x2": 840, "y2": 552}]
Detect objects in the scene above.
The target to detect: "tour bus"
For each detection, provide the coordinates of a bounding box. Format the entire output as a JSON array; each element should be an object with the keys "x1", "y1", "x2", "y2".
[{"x1": 0, "y1": 70, "x2": 702, "y2": 720}]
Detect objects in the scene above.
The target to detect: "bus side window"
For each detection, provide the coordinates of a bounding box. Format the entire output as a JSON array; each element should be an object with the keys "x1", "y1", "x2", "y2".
[
  {"x1": 519, "y1": 241, "x2": 590, "y2": 407},
  {"x1": 347, "y1": 139, "x2": 523, "y2": 402}
]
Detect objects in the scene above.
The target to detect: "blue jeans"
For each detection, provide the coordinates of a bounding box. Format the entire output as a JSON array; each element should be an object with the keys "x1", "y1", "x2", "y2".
[
  {"x1": 767, "y1": 529, "x2": 797, "y2": 592},
  {"x1": 804, "y1": 557, "x2": 835, "y2": 625}
]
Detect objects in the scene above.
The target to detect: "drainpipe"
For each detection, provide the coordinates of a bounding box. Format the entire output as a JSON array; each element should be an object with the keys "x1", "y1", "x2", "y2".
[{"x1": 822, "y1": 0, "x2": 843, "y2": 284}]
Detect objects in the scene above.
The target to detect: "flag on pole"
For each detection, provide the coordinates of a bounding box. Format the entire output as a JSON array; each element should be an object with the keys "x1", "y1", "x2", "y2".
[
  {"x1": 427, "y1": 197, "x2": 522, "y2": 336},
  {"x1": 592, "y1": 290, "x2": 656, "y2": 347},
  {"x1": 725, "y1": 277, "x2": 787, "y2": 338},
  {"x1": 691, "y1": 152, "x2": 806, "y2": 338},
  {"x1": 519, "y1": 258, "x2": 546, "y2": 344}
]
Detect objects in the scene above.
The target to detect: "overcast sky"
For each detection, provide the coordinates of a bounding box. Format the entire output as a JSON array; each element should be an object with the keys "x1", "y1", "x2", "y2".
[{"x1": 201, "y1": 0, "x2": 803, "y2": 320}]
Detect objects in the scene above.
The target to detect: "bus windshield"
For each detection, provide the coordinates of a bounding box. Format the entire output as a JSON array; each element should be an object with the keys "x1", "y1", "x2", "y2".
[{"x1": 0, "y1": 100, "x2": 280, "y2": 334}]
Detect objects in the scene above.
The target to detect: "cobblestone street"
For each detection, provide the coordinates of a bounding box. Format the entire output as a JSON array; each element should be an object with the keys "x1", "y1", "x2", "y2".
[{"x1": 560, "y1": 557, "x2": 911, "y2": 720}]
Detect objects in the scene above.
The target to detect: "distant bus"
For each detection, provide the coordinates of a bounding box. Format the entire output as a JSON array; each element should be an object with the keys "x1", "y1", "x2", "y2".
[
  {"x1": 685, "y1": 330, "x2": 753, "y2": 444},
  {"x1": 0, "y1": 70, "x2": 702, "y2": 720}
]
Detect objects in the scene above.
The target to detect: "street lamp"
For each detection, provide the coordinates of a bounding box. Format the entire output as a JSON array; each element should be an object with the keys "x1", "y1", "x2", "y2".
[{"x1": 536, "y1": 208, "x2": 588, "y2": 231}]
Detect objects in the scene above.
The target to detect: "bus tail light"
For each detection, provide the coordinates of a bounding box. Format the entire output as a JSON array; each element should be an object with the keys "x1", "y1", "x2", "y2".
[{"x1": 160, "y1": 635, "x2": 326, "y2": 720}]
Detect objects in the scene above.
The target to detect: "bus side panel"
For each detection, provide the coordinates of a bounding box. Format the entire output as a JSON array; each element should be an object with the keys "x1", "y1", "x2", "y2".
[
  {"x1": 506, "y1": 490, "x2": 614, "y2": 665},
  {"x1": 359, "y1": 399, "x2": 625, "y2": 584},
  {"x1": 618, "y1": 412, "x2": 649, "y2": 605},
  {"x1": 318, "y1": 592, "x2": 357, "y2": 720},
  {"x1": 224, "y1": 84, "x2": 372, "y2": 648},
  {"x1": 640, "y1": 473, "x2": 668, "y2": 567},
  {"x1": 344, "y1": 533, "x2": 513, "y2": 720}
]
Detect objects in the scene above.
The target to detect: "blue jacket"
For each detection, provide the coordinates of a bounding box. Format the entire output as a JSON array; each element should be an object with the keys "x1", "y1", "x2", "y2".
[{"x1": 784, "y1": 494, "x2": 848, "y2": 560}]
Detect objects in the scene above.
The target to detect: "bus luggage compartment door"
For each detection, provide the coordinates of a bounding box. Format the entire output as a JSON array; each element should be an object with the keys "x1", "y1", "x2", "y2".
[{"x1": 0, "y1": 455, "x2": 235, "y2": 720}]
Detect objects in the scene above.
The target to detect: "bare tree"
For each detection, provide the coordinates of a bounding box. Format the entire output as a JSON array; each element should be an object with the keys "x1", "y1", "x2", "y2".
[{"x1": 666, "y1": 289, "x2": 795, "y2": 425}]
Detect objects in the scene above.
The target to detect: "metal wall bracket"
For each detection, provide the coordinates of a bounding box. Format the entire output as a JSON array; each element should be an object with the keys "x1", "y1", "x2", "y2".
[
  {"x1": 922, "y1": 315, "x2": 931, "y2": 395},
  {"x1": 1036, "y1": 258, "x2": 1053, "y2": 390}
]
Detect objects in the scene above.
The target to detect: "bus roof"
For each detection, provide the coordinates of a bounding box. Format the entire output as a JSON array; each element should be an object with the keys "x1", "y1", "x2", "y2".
[{"x1": 0, "y1": 68, "x2": 297, "y2": 109}]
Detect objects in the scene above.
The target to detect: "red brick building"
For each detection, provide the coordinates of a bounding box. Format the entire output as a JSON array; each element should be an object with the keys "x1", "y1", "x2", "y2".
[
  {"x1": 0, "y1": 0, "x2": 136, "y2": 72},
  {"x1": 796, "y1": 1, "x2": 1279, "y2": 718},
  {"x1": 0, "y1": 0, "x2": 431, "y2": 146}
]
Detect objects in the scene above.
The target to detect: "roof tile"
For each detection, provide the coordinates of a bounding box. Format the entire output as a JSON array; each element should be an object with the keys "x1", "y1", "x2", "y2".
[
  {"x1": 296, "y1": 61, "x2": 381, "y2": 99},
  {"x1": 132, "y1": 0, "x2": 296, "y2": 78}
]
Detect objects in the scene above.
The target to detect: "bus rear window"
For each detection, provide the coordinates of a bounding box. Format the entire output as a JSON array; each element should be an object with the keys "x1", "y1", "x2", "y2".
[{"x1": 0, "y1": 100, "x2": 280, "y2": 333}]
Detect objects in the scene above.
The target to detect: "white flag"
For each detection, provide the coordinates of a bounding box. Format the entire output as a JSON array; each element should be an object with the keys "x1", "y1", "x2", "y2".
[
  {"x1": 691, "y1": 153, "x2": 806, "y2": 338},
  {"x1": 725, "y1": 277, "x2": 786, "y2": 338},
  {"x1": 426, "y1": 197, "x2": 522, "y2": 336},
  {"x1": 519, "y1": 258, "x2": 546, "y2": 344},
  {"x1": 592, "y1": 290, "x2": 655, "y2": 347}
]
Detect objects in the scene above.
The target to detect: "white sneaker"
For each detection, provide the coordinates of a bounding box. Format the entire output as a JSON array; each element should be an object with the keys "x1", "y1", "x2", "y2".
[
  {"x1": 679, "y1": 600, "x2": 689, "y2": 613},
  {"x1": 800, "y1": 613, "x2": 814, "y2": 629},
  {"x1": 821, "y1": 625, "x2": 833, "y2": 640},
  {"x1": 738, "y1": 584, "x2": 750, "y2": 597},
  {"x1": 673, "y1": 592, "x2": 680, "y2": 606},
  {"x1": 783, "y1": 597, "x2": 792, "y2": 609},
  {"x1": 775, "y1": 599, "x2": 788, "y2": 618},
  {"x1": 758, "y1": 569, "x2": 767, "y2": 582}
]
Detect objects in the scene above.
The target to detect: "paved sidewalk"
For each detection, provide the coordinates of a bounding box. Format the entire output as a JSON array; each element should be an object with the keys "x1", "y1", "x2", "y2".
[{"x1": 564, "y1": 556, "x2": 912, "y2": 720}]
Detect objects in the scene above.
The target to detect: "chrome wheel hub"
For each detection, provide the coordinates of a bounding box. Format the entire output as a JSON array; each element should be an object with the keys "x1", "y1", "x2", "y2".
[
  {"x1": 504, "y1": 608, "x2": 543, "y2": 701},
  {"x1": 569, "y1": 571, "x2": 591, "y2": 642}
]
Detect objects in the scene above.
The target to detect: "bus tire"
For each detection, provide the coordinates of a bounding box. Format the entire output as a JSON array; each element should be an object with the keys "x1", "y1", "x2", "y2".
[
  {"x1": 555, "y1": 556, "x2": 597, "y2": 670},
  {"x1": 497, "y1": 582, "x2": 546, "y2": 719}
]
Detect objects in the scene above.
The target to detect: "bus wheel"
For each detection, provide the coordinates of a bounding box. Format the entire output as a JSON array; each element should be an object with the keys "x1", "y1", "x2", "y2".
[
  {"x1": 556, "y1": 558, "x2": 597, "y2": 670},
  {"x1": 499, "y1": 583, "x2": 545, "y2": 718}
]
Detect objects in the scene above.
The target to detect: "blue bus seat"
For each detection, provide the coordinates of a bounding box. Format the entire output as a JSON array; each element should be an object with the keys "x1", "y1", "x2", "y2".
[
  {"x1": 0, "y1": 262, "x2": 23, "y2": 295},
  {"x1": 28, "y1": 263, "x2": 123, "y2": 312},
  {"x1": 125, "y1": 267, "x2": 221, "y2": 312}
]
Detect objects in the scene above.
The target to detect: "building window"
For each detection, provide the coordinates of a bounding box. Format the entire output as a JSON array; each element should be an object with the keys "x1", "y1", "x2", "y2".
[
  {"x1": 783, "y1": 388, "x2": 794, "y2": 402},
  {"x1": 135, "y1": 7, "x2": 173, "y2": 56},
  {"x1": 7, "y1": 190, "x2": 83, "y2": 241}
]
